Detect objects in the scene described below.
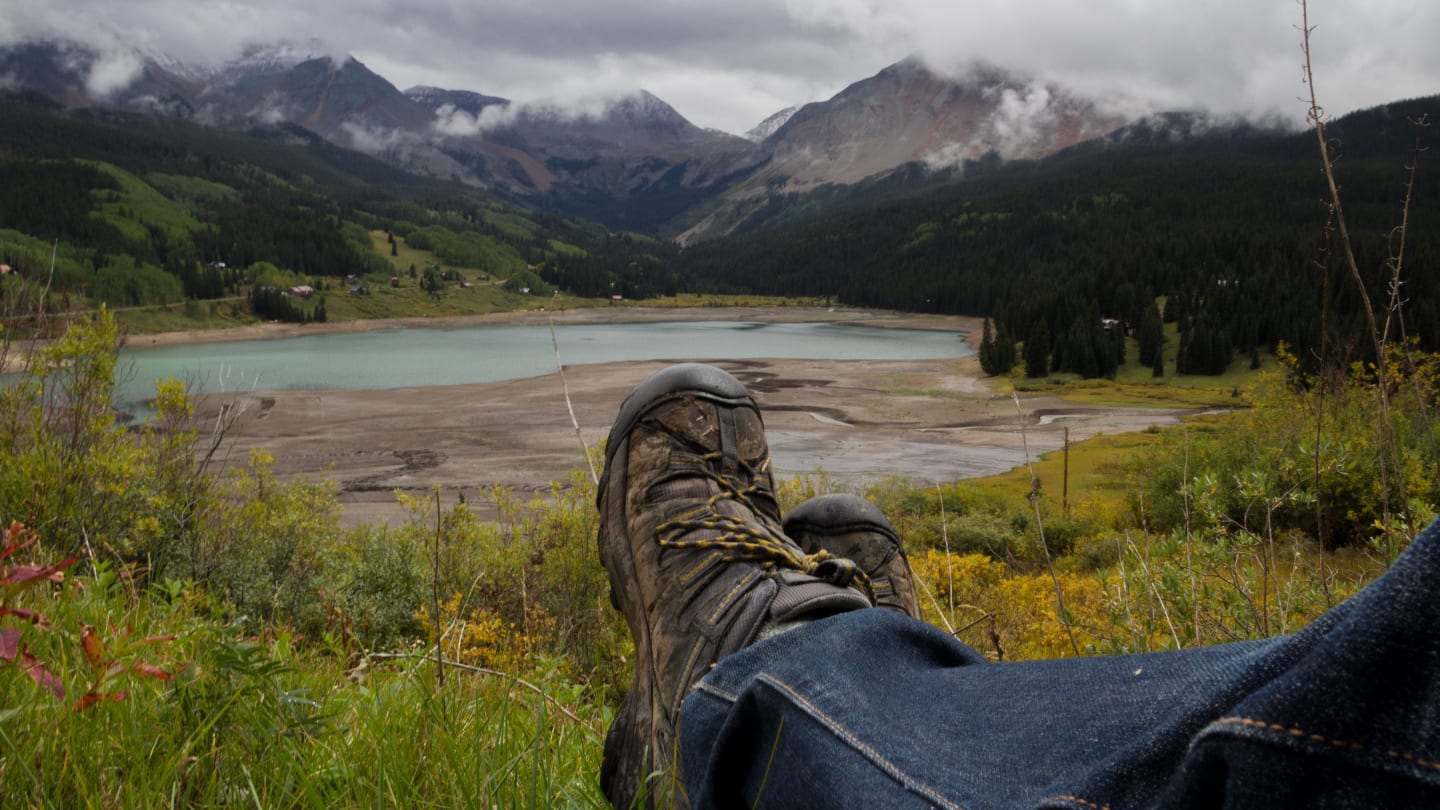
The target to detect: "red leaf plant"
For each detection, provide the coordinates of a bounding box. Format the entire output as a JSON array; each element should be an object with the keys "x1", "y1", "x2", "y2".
[
  {"x1": 1, "y1": 522, "x2": 173, "y2": 708},
  {"x1": 1, "y1": 522, "x2": 75, "y2": 700}
]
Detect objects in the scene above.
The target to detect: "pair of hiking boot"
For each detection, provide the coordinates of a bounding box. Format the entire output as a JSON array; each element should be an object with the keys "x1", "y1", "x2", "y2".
[{"x1": 596, "y1": 363, "x2": 920, "y2": 809}]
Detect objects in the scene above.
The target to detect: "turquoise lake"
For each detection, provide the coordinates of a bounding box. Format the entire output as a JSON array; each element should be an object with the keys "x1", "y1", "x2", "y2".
[{"x1": 116, "y1": 321, "x2": 972, "y2": 412}]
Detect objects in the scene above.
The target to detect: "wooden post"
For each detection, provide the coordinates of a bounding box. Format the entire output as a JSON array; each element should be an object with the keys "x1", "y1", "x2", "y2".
[{"x1": 1062, "y1": 427, "x2": 1070, "y2": 514}]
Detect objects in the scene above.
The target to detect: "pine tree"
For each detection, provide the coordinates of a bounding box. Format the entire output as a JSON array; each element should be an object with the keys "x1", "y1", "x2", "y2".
[
  {"x1": 1024, "y1": 321, "x2": 1051, "y2": 379},
  {"x1": 1138, "y1": 305, "x2": 1165, "y2": 367},
  {"x1": 979, "y1": 319, "x2": 1005, "y2": 376},
  {"x1": 995, "y1": 322, "x2": 1016, "y2": 373}
]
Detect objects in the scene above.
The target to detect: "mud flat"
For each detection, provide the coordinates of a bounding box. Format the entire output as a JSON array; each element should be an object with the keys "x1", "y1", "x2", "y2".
[{"x1": 182, "y1": 308, "x2": 1190, "y2": 527}]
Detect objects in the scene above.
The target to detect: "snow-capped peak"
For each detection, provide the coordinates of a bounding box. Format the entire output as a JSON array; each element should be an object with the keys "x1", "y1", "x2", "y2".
[{"x1": 745, "y1": 106, "x2": 799, "y2": 142}]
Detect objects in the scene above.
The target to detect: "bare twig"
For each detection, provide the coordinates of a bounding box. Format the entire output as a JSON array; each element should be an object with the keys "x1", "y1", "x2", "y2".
[{"x1": 1298, "y1": 0, "x2": 1410, "y2": 541}]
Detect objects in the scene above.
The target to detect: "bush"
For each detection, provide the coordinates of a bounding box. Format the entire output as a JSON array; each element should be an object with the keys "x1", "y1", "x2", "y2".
[
  {"x1": 396, "y1": 476, "x2": 629, "y2": 693},
  {"x1": 1135, "y1": 355, "x2": 1438, "y2": 548},
  {"x1": 0, "y1": 311, "x2": 213, "y2": 577}
]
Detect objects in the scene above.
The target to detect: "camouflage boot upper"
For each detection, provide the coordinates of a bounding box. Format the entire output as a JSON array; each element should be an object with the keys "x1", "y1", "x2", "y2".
[
  {"x1": 784, "y1": 492, "x2": 922, "y2": 618},
  {"x1": 596, "y1": 364, "x2": 871, "y2": 809}
]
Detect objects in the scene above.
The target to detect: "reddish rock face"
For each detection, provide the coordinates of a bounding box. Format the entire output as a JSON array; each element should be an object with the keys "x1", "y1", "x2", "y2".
[{"x1": 762, "y1": 58, "x2": 1126, "y2": 188}]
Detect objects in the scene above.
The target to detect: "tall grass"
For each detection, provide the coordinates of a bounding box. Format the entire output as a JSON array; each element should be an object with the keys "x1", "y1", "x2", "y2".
[{"x1": 2, "y1": 523, "x2": 607, "y2": 808}]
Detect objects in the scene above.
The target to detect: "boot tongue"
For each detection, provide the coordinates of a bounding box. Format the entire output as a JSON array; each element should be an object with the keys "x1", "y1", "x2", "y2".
[{"x1": 768, "y1": 571, "x2": 871, "y2": 624}]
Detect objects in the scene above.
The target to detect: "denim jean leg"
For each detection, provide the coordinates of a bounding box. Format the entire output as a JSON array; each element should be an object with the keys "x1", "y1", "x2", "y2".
[{"x1": 680, "y1": 520, "x2": 1440, "y2": 809}]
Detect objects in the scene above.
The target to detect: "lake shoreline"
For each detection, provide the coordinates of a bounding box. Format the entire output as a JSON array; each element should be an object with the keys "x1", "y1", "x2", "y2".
[
  {"x1": 169, "y1": 308, "x2": 1193, "y2": 529},
  {"x1": 122, "y1": 305, "x2": 980, "y2": 350}
]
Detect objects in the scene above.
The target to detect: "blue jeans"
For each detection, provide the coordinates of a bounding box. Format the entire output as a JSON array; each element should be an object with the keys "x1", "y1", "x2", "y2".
[{"x1": 680, "y1": 520, "x2": 1440, "y2": 808}]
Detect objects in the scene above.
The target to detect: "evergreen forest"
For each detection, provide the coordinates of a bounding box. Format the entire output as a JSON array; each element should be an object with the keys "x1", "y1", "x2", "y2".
[{"x1": 674, "y1": 96, "x2": 1440, "y2": 377}]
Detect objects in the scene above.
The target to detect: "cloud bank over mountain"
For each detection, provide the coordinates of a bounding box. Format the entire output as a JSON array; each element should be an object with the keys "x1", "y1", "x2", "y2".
[{"x1": 2, "y1": 0, "x2": 1436, "y2": 135}]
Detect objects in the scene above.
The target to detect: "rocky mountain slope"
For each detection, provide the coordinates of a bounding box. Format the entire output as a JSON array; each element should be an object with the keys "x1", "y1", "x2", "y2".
[{"x1": 2, "y1": 40, "x2": 1161, "y2": 239}]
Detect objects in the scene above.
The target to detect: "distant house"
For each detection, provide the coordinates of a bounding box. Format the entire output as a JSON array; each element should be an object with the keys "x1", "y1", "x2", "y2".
[
  {"x1": 390, "y1": 276, "x2": 400, "y2": 288},
  {"x1": 290, "y1": 285, "x2": 315, "y2": 298},
  {"x1": 611, "y1": 295, "x2": 624, "y2": 303}
]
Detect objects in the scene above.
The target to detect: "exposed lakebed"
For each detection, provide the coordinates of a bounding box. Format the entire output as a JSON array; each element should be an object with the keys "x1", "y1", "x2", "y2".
[{"x1": 118, "y1": 320, "x2": 972, "y2": 414}]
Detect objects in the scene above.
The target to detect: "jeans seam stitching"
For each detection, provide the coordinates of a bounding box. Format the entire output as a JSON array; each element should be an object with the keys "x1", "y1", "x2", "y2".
[
  {"x1": 1047, "y1": 795, "x2": 1112, "y2": 810},
  {"x1": 1214, "y1": 716, "x2": 1440, "y2": 773},
  {"x1": 761, "y1": 674, "x2": 965, "y2": 810},
  {"x1": 694, "y1": 681, "x2": 738, "y2": 702}
]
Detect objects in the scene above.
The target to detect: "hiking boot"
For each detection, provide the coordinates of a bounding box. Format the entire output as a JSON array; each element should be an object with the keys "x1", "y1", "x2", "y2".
[
  {"x1": 597, "y1": 363, "x2": 872, "y2": 809},
  {"x1": 784, "y1": 493, "x2": 922, "y2": 618}
]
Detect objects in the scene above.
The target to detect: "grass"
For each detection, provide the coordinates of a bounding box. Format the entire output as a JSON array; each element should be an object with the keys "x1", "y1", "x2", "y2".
[
  {"x1": 626, "y1": 292, "x2": 831, "y2": 309},
  {"x1": 5, "y1": 644, "x2": 608, "y2": 806},
  {"x1": 962, "y1": 425, "x2": 1173, "y2": 507},
  {"x1": 110, "y1": 298, "x2": 254, "y2": 334},
  {"x1": 370, "y1": 229, "x2": 447, "y2": 278}
]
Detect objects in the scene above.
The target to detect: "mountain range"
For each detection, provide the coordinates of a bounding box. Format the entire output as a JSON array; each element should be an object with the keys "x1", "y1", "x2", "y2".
[{"x1": 0, "y1": 39, "x2": 1293, "y2": 241}]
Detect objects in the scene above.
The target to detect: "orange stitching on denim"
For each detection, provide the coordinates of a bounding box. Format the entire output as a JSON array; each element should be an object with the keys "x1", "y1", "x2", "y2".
[
  {"x1": 764, "y1": 675, "x2": 965, "y2": 810},
  {"x1": 1216, "y1": 717, "x2": 1440, "y2": 772},
  {"x1": 1048, "y1": 795, "x2": 1112, "y2": 810}
]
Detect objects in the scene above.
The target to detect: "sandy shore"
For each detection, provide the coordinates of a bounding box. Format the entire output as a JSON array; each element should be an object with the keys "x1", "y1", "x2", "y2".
[{"x1": 175, "y1": 306, "x2": 1192, "y2": 528}]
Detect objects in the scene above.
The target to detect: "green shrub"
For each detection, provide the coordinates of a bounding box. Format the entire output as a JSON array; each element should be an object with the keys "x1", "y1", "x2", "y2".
[{"x1": 1135, "y1": 358, "x2": 1438, "y2": 549}]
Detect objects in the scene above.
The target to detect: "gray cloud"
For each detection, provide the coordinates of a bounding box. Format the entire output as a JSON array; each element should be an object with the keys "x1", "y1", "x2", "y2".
[{"x1": 2, "y1": 0, "x2": 1436, "y2": 135}]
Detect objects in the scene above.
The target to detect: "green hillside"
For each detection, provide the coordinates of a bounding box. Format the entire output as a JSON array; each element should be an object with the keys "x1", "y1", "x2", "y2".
[{"x1": 0, "y1": 96, "x2": 678, "y2": 334}]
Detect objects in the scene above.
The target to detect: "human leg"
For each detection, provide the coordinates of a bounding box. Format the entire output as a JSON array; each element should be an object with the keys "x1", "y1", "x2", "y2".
[
  {"x1": 681, "y1": 521, "x2": 1440, "y2": 808},
  {"x1": 595, "y1": 363, "x2": 872, "y2": 809}
]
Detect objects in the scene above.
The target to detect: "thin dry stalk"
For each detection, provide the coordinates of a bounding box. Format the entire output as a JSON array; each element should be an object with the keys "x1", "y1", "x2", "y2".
[
  {"x1": 936, "y1": 483, "x2": 956, "y2": 622},
  {"x1": 367, "y1": 651, "x2": 601, "y2": 738},
  {"x1": 1299, "y1": 0, "x2": 1411, "y2": 540},
  {"x1": 914, "y1": 570, "x2": 958, "y2": 635},
  {"x1": 1011, "y1": 391, "x2": 1081, "y2": 656},
  {"x1": 1124, "y1": 533, "x2": 1182, "y2": 651},
  {"x1": 433, "y1": 489, "x2": 445, "y2": 686},
  {"x1": 550, "y1": 318, "x2": 598, "y2": 486}
]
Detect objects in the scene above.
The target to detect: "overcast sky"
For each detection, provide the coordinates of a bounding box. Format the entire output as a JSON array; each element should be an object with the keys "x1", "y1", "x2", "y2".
[{"x1": 3, "y1": 0, "x2": 1438, "y2": 135}]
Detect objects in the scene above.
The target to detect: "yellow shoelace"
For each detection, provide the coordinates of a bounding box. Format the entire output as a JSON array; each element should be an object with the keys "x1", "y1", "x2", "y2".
[{"x1": 655, "y1": 453, "x2": 870, "y2": 594}]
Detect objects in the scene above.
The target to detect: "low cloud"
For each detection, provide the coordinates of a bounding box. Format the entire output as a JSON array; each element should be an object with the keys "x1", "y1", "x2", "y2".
[
  {"x1": 339, "y1": 121, "x2": 410, "y2": 155},
  {"x1": 431, "y1": 101, "x2": 520, "y2": 137},
  {"x1": 986, "y1": 84, "x2": 1058, "y2": 154},
  {"x1": 2, "y1": 0, "x2": 1436, "y2": 134},
  {"x1": 84, "y1": 48, "x2": 142, "y2": 97}
]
